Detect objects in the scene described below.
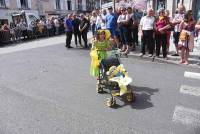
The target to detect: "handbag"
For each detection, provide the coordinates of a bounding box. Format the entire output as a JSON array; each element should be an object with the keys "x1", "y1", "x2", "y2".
[{"x1": 179, "y1": 30, "x2": 189, "y2": 41}]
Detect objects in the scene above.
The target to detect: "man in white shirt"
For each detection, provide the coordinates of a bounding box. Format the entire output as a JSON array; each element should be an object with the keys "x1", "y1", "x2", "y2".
[
  {"x1": 139, "y1": 8, "x2": 155, "y2": 57},
  {"x1": 54, "y1": 18, "x2": 60, "y2": 35}
]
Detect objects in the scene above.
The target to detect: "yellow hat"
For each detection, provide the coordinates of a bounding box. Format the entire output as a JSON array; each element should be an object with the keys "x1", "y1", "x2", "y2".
[{"x1": 97, "y1": 29, "x2": 111, "y2": 40}]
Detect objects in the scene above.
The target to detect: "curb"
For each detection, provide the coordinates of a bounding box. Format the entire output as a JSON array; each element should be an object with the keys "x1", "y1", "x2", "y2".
[{"x1": 127, "y1": 52, "x2": 200, "y2": 69}]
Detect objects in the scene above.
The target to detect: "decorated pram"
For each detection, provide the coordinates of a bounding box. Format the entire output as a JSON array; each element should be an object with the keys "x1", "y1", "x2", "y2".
[{"x1": 90, "y1": 29, "x2": 135, "y2": 107}]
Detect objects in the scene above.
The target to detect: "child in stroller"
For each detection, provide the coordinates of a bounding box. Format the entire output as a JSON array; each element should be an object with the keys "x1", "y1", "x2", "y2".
[{"x1": 90, "y1": 30, "x2": 135, "y2": 107}]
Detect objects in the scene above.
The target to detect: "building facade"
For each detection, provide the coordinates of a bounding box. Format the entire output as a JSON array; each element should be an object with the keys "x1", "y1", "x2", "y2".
[
  {"x1": 147, "y1": 0, "x2": 200, "y2": 20},
  {"x1": 0, "y1": 0, "x2": 98, "y2": 22},
  {"x1": 38, "y1": 0, "x2": 76, "y2": 16},
  {"x1": 86, "y1": 0, "x2": 96, "y2": 11},
  {"x1": 40, "y1": 0, "x2": 98, "y2": 16},
  {"x1": 0, "y1": 0, "x2": 39, "y2": 22}
]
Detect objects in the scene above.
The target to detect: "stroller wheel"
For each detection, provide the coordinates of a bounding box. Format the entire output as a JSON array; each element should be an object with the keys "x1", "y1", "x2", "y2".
[
  {"x1": 106, "y1": 97, "x2": 116, "y2": 107},
  {"x1": 126, "y1": 92, "x2": 135, "y2": 102},
  {"x1": 96, "y1": 84, "x2": 103, "y2": 93}
]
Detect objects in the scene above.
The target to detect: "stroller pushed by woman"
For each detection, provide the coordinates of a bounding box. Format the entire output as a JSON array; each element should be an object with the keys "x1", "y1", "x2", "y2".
[{"x1": 90, "y1": 29, "x2": 135, "y2": 107}]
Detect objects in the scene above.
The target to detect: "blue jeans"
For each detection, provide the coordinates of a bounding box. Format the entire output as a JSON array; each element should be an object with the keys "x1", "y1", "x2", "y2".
[{"x1": 119, "y1": 26, "x2": 129, "y2": 44}]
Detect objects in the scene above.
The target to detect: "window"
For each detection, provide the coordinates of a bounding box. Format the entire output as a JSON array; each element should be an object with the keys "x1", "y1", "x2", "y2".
[
  {"x1": 157, "y1": 0, "x2": 166, "y2": 9},
  {"x1": 67, "y1": 0, "x2": 71, "y2": 10},
  {"x1": 0, "y1": 0, "x2": 5, "y2": 7},
  {"x1": 78, "y1": 0, "x2": 82, "y2": 10},
  {"x1": 56, "y1": 0, "x2": 61, "y2": 10},
  {"x1": 20, "y1": 0, "x2": 28, "y2": 9}
]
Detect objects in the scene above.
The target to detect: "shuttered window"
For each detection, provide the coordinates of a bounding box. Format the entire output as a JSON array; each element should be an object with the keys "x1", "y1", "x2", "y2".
[
  {"x1": 20, "y1": 0, "x2": 28, "y2": 9},
  {"x1": 56, "y1": 0, "x2": 61, "y2": 10},
  {"x1": 67, "y1": 0, "x2": 71, "y2": 10},
  {"x1": 0, "y1": 0, "x2": 6, "y2": 7}
]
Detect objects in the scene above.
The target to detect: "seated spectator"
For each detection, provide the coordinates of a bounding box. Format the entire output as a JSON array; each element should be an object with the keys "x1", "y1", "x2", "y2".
[{"x1": 1, "y1": 23, "x2": 10, "y2": 32}]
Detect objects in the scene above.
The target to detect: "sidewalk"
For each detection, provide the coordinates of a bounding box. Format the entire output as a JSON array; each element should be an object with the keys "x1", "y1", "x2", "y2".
[
  {"x1": 128, "y1": 34, "x2": 200, "y2": 68},
  {"x1": 0, "y1": 31, "x2": 199, "y2": 68}
]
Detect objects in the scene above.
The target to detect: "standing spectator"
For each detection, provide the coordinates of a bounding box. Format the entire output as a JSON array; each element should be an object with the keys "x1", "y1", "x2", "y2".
[
  {"x1": 106, "y1": 6, "x2": 119, "y2": 48},
  {"x1": 90, "y1": 11, "x2": 97, "y2": 37},
  {"x1": 165, "y1": 10, "x2": 172, "y2": 53},
  {"x1": 10, "y1": 22, "x2": 16, "y2": 42},
  {"x1": 51, "y1": 17, "x2": 56, "y2": 35},
  {"x1": 178, "y1": 10, "x2": 195, "y2": 65},
  {"x1": 172, "y1": 6, "x2": 185, "y2": 56},
  {"x1": 131, "y1": 9, "x2": 141, "y2": 48},
  {"x1": 64, "y1": 14, "x2": 73, "y2": 48},
  {"x1": 117, "y1": 7, "x2": 129, "y2": 55},
  {"x1": 139, "y1": 8, "x2": 155, "y2": 57},
  {"x1": 195, "y1": 18, "x2": 200, "y2": 44},
  {"x1": 80, "y1": 14, "x2": 90, "y2": 48},
  {"x1": 101, "y1": 9, "x2": 107, "y2": 21},
  {"x1": 155, "y1": 8, "x2": 171, "y2": 59},
  {"x1": 127, "y1": 7, "x2": 134, "y2": 50},
  {"x1": 195, "y1": 18, "x2": 200, "y2": 59},
  {"x1": 96, "y1": 12, "x2": 103, "y2": 30},
  {"x1": 1, "y1": 23, "x2": 10, "y2": 31},
  {"x1": 37, "y1": 19, "x2": 45, "y2": 36},
  {"x1": 54, "y1": 18, "x2": 60, "y2": 35},
  {"x1": 46, "y1": 19, "x2": 53, "y2": 37},
  {"x1": 15, "y1": 21, "x2": 22, "y2": 42},
  {"x1": 27, "y1": 21, "x2": 34, "y2": 39},
  {"x1": 19, "y1": 19, "x2": 27, "y2": 39},
  {"x1": 72, "y1": 13, "x2": 82, "y2": 47},
  {"x1": 59, "y1": 18, "x2": 65, "y2": 34}
]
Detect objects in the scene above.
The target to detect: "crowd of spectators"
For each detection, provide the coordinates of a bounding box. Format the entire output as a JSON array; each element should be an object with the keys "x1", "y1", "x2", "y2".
[
  {"x1": 1, "y1": 3, "x2": 200, "y2": 65},
  {"x1": 87, "y1": 3, "x2": 200, "y2": 64},
  {"x1": 0, "y1": 16, "x2": 65, "y2": 44}
]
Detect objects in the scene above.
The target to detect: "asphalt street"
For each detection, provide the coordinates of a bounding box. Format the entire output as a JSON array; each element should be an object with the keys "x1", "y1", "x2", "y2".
[{"x1": 0, "y1": 40, "x2": 200, "y2": 134}]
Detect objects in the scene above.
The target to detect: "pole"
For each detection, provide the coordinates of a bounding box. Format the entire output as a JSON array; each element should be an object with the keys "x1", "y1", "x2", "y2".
[
  {"x1": 100, "y1": 0, "x2": 102, "y2": 10},
  {"x1": 113, "y1": 0, "x2": 115, "y2": 11},
  {"x1": 74, "y1": 0, "x2": 76, "y2": 11}
]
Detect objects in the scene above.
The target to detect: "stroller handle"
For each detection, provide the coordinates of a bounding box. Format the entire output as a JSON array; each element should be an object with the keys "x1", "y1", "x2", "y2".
[{"x1": 96, "y1": 49, "x2": 120, "y2": 60}]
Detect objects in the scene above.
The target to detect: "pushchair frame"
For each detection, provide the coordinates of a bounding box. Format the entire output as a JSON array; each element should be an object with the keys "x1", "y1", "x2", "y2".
[{"x1": 96, "y1": 49, "x2": 134, "y2": 107}]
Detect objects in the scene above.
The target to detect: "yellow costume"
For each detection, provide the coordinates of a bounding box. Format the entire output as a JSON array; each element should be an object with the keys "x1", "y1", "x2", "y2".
[{"x1": 90, "y1": 30, "x2": 111, "y2": 77}]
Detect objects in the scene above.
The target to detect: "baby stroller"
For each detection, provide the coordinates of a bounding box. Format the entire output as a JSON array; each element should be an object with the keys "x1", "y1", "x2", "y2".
[
  {"x1": 96, "y1": 49, "x2": 135, "y2": 107},
  {"x1": 90, "y1": 29, "x2": 135, "y2": 107}
]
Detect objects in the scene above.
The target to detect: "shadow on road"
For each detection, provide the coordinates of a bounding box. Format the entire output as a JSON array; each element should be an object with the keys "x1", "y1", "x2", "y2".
[{"x1": 112, "y1": 85, "x2": 159, "y2": 109}]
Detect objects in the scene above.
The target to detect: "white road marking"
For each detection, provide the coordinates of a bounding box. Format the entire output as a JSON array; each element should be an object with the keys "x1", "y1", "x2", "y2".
[
  {"x1": 0, "y1": 36, "x2": 65, "y2": 55},
  {"x1": 184, "y1": 71, "x2": 200, "y2": 80},
  {"x1": 172, "y1": 105, "x2": 200, "y2": 126},
  {"x1": 180, "y1": 85, "x2": 200, "y2": 97}
]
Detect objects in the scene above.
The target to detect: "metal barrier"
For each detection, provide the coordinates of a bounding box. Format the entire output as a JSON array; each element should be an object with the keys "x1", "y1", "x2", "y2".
[{"x1": 0, "y1": 31, "x2": 10, "y2": 45}]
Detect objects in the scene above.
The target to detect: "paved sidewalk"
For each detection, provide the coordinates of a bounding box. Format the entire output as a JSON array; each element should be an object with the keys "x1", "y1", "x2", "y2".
[{"x1": 0, "y1": 32, "x2": 199, "y2": 68}]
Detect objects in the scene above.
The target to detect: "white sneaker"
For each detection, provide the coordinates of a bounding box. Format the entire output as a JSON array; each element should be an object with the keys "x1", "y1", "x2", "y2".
[
  {"x1": 148, "y1": 54, "x2": 153, "y2": 57},
  {"x1": 139, "y1": 53, "x2": 144, "y2": 57}
]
